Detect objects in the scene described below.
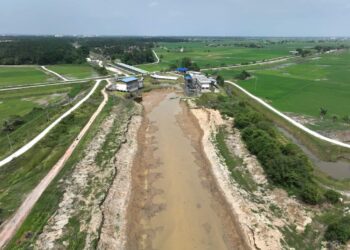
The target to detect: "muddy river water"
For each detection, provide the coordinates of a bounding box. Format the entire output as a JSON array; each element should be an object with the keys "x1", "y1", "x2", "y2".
[
  {"x1": 278, "y1": 127, "x2": 350, "y2": 180},
  {"x1": 126, "y1": 90, "x2": 248, "y2": 250}
]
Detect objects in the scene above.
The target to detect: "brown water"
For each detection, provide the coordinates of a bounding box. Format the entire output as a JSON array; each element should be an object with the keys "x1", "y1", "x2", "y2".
[
  {"x1": 126, "y1": 90, "x2": 248, "y2": 250},
  {"x1": 278, "y1": 127, "x2": 350, "y2": 180}
]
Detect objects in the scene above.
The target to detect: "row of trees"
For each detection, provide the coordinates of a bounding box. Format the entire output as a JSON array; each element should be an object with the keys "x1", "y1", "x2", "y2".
[
  {"x1": 82, "y1": 37, "x2": 185, "y2": 65},
  {"x1": 0, "y1": 36, "x2": 187, "y2": 66},
  {"x1": 0, "y1": 37, "x2": 89, "y2": 65}
]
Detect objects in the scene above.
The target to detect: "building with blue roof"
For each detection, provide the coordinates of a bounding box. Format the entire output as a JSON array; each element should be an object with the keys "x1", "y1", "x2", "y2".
[{"x1": 108, "y1": 76, "x2": 143, "y2": 92}]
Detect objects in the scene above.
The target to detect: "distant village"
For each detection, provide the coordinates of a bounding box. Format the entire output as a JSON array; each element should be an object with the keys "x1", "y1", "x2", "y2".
[{"x1": 88, "y1": 57, "x2": 218, "y2": 95}]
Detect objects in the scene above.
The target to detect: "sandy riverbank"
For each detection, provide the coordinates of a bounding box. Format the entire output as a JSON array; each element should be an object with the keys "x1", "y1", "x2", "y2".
[{"x1": 190, "y1": 106, "x2": 313, "y2": 249}]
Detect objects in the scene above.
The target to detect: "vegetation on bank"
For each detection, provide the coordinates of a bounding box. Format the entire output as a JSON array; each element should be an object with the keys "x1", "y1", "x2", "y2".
[
  {"x1": 0, "y1": 82, "x2": 104, "y2": 227},
  {"x1": 197, "y1": 92, "x2": 350, "y2": 245},
  {"x1": 0, "y1": 83, "x2": 91, "y2": 160},
  {"x1": 5, "y1": 94, "x2": 135, "y2": 249},
  {"x1": 197, "y1": 93, "x2": 328, "y2": 204},
  {"x1": 214, "y1": 128, "x2": 257, "y2": 192}
]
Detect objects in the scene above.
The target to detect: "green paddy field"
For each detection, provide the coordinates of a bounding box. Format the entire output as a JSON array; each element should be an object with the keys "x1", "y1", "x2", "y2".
[
  {"x1": 46, "y1": 64, "x2": 98, "y2": 80},
  {"x1": 0, "y1": 67, "x2": 52, "y2": 87},
  {"x1": 213, "y1": 50, "x2": 350, "y2": 119},
  {"x1": 137, "y1": 39, "x2": 350, "y2": 72}
]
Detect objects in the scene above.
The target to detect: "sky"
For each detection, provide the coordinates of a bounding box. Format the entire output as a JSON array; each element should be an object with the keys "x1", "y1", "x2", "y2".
[{"x1": 1, "y1": 0, "x2": 350, "y2": 37}]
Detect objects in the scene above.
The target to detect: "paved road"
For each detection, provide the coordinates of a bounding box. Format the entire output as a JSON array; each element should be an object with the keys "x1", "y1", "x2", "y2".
[
  {"x1": 0, "y1": 80, "x2": 103, "y2": 167},
  {"x1": 41, "y1": 66, "x2": 69, "y2": 81},
  {"x1": 0, "y1": 80, "x2": 87, "y2": 92},
  {"x1": 105, "y1": 65, "x2": 130, "y2": 76},
  {"x1": 201, "y1": 56, "x2": 293, "y2": 71},
  {"x1": 0, "y1": 75, "x2": 112, "y2": 92},
  {"x1": 0, "y1": 79, "x2": 110, "y2": 249},
  {"x1": 152, "y1": 49, "x2": 160, "y2": 64},
  {"x1": 225, "y1": 80, "x2": 350, "y2": 149},
  {"x1": 135, "y1": 49, "x2": 160, "y2": 68}
]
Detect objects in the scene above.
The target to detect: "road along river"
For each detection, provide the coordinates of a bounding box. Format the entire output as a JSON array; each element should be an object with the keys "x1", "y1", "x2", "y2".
[{"x1": 126, "y1": 89, "x2": 249, "y2": 250}]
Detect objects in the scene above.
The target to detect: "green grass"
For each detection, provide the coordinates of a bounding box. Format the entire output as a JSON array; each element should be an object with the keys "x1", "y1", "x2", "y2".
[
  {"x1": 4, "y1": 93, "x2": 135, "y2": 249},
  {"x1": 280, "y1": 222, "x2": 324, "y2": 250},
  {"x1": 230, "y1": 51, "x2": 350, "y2": 118},
  {"x1": 214, "y1": 127, "x2": 257, "y2": 192},
  {"x1": 221, "y1": 81, "x2": 350, "y2": 191},
  {"x1": 0, "y1": 83, "x2": 104, "y2": 227},
  {"x1": 0, "y1": 67, "x2": 52, "y2": 87},
  {"x1": 46, "y1": 64, "x2": 98, "y2": 79},
  {"x1": 0, "y1": 82, "x2": 92, "y2": 160},
  {"x1": 137, "y1": 39, "x2": 337, "y2": 72}
]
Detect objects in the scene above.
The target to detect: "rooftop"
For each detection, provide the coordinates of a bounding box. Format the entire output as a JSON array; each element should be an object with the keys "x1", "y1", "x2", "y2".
[
  {"x1": 116, "y1": 62, "x2": 148, "y2": 74},
  {"x1": 120, "y1": 76, "x2": 138, "y2": 83}
]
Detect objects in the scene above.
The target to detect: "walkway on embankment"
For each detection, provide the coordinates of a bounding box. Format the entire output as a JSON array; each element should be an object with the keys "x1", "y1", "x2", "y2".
[
  {"x1": 0, "y1": 79, "x2": 111, "y2": 249},
  {"x1": 0, "y1": 79, "x2": 105, "y2": 167}
]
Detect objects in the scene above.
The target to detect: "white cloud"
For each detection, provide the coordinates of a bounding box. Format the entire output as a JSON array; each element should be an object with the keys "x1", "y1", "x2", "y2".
[{"x1": 148, "y1": 1, "x2": 159, "y2": 8}]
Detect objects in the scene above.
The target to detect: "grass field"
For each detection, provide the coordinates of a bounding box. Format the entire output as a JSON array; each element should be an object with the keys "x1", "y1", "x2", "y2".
[
  {"x1": 0, "y1": 82, "x2": 92, "y2": 159},
  {"x1": 138, "y1": 39, "x2": 343, "y2": 72},
  {"x1": 0, "y1": 82, "x2": 104, "y2": 230},
  {"x1": 46, "y1": 64, "x2": 98, "y2": 79},
  {"x1": 213, "y1": 51, "x2": 350, "y2": 119},
  {"x1": 4, "y1": 93, "x2": 134, "y2": 249},
  {"x1": 0, "y1": 67, "x2": 53, "y2": 87}
]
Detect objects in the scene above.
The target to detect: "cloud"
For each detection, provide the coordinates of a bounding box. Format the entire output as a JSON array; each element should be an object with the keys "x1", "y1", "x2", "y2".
[{"x1": 148, "y1": 1, "x2": 159, "y2": 8}]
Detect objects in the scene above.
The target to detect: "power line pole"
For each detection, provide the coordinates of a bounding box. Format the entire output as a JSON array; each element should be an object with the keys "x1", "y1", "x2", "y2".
[{"x1": 7, "y1": 133, "x2": 13, "y2": 151}]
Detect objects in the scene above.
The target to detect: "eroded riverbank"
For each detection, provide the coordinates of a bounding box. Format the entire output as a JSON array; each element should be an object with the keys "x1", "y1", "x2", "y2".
[{"x1": 126, "y1": 89, "x2": 249, "y2": 250}]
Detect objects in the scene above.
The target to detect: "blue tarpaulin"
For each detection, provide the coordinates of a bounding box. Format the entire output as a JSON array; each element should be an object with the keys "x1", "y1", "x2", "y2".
[{"x1": 176, "y1": 67, "x2": 188, "y2": 72}]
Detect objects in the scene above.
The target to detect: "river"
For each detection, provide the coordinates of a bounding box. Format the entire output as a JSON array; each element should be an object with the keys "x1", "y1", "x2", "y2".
[
  {"x1": 126, "y1": 89, "x2": 248, "y2": 250},
  {"x1": 278, "y1": 127, "x2": 350, "y2": 180}
]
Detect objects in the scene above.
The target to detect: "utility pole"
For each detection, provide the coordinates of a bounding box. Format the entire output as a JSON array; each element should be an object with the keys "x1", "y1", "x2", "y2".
[
  {"x1": 46, "y1": 108, "x2": 50, "y2": 121},
  {"x1": 255, "y1": 76, "x2": 258, "y2": 91},
  {"x1": 7, "y1": 133, "x2": 13, "y2": 151}
]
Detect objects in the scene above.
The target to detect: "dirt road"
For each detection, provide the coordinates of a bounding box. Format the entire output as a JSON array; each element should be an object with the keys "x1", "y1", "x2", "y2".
[
  {"x1": 41, "y1": 66, "x2": 69, "y2": 81},
  {"x1": 201, "y1": 56, "x2": 293, "y2": 71},
  {"x1": 0, "y1": 80, "x2": 102, "y2": 167},
  {"x1": 126, "y1": 89, "x2": 249, "y2": 250},
  {"x1": 0, "y1": 80, "x2": 110, "y2": 249}
]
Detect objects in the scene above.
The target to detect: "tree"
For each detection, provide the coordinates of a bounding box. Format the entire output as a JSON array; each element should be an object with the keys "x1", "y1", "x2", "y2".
[
  {"x1": 325, "y1": 216, "x2": 350, "y2": 244},
  {"x1": 332, "y1": 115, "x2": 339, "y2": 123},
  {"x1": 320, "y1": 107, "x2": 328, "y2": 119},
  {"x1": 236, "y1": 70, "x2": 251, "y2": 80},
  {"x1": 216, "y1": 75, "x2": 225, "y2": 86},
  {"x1": 324, "y1": 189, "x2": 341, "y2": 204},
  {"x1": 180, "y1": 57, "x2": 200, "y2": 71},
  {"x1": 342, "y1": 115, "x2": 350, "y2": 124},
  {"x1": 300, "y1": 183, "x2": 323, "y2": 205}
]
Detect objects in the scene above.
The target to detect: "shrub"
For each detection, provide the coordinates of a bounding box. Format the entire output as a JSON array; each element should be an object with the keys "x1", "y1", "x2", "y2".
[
  {"x1": 324, "y1": 189, "x2": 341, "y2": 204},
  {"x1": 300, "y1": 183, "x2": 323, "y2": 205},
  {"x1": 236, "y1": 70, "x2": 251, "y2": 80},
  {"x1": 216, "y1": 75, "x2": 225, "y2": 86},
  {"x1": 325, "y1": 216, "x2": 350, "y2": 243}
]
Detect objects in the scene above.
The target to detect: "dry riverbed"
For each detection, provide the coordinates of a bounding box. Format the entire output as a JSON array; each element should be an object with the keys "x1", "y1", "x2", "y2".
[{"x1": 126, "y1": 89, "x2": 249, "y2": 250}]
